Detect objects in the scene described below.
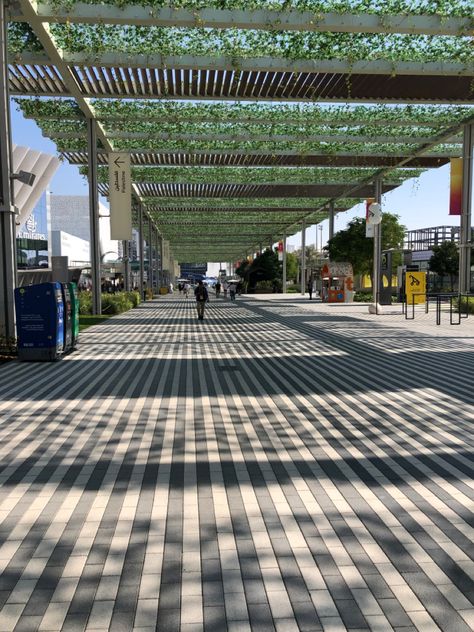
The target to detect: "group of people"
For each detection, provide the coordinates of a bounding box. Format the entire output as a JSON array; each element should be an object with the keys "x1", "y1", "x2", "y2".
[
  {"x1": 177, "y1": 281, "x2": 191, "y2": 298},
  {"x1": 214, "y1": 280, "x2": 238, "y2": 300}
]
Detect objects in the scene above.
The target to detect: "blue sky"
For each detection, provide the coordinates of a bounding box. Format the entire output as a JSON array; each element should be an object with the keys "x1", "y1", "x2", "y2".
[{"x1": 11, "y1": 99, "x2": 460, "y2": 252}]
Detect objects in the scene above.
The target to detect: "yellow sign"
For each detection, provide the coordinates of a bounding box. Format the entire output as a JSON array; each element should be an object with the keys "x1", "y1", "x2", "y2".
[{"x1": 405, "y1": 271, "x2": 426, "y2": 305}]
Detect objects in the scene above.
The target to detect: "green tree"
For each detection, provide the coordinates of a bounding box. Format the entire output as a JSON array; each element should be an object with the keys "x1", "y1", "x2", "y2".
[
  {"x1": 237, "y1": 249, "x2": 281, "y2": 291},
  {"x1": 429, "y1": 240, "x2": 459, "y2": 291},
  {"x1": 286, "y1": 251, "x2": 299, "y2": 283},
  {"x1": 326, "y1": 213, "x2": 406, "y2": 279}
]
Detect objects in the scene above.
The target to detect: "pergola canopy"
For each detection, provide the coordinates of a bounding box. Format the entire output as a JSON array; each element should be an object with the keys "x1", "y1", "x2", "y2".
[{"x1": 7, "y1": 0, "x2": 474, "y2": 263}]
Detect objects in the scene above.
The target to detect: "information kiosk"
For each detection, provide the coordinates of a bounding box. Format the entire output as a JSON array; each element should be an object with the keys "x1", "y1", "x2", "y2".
[
  {"x1": 15, "y1": 282, "x2": 64, "y2": 361},
  {"x1": 321, "y1": 262, "x2": 354, "y2": 303}
]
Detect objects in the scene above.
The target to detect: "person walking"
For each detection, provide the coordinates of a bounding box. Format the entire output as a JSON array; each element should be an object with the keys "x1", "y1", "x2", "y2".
[
  {"x1": 229, "y1": 282, "x2": 237, "y2": 301},
  {"x1": 222, "y1": 280, "x2": 229, "y2": 299},
  {"x1": 215, "y1": 280, "x2": 221, "y2": 299},
  {"x1": 183, "y1": 282, "x2": 190, "y2": 298},
  {"x1": 307, "y1": 279, "x2": 313, "y2": 300},
  {"x1": 194, "y1": 280, "x2": 209, "y2": 320}
]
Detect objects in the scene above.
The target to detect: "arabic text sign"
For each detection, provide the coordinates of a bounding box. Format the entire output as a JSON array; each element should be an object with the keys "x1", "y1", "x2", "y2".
[{"x1": 109, "y1": 153, "x2": 132, "y2": 240}]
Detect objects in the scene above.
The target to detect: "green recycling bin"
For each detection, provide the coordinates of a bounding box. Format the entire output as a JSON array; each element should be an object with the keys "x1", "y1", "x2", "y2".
[{"x1": 68, "y1": 282, "x2": 80, "y2": 349}]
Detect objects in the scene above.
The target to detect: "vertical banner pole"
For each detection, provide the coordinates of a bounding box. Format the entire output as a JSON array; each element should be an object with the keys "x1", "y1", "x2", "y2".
[
  {"x1": 329, "y1": 201, "x2": 335, "y2": 241},
  {"x1": 122, "y1": 240, "x2": 130, "y2": 291},
  {"x1": 139, "y1": 204, "x2": 144, "y2": 299},
  {"x1": 155, "y1": 227, "x2": 160, "y2": 291},
  {"x1": 372, "y1": 178, "x2": 383, "y2": 311},
  {"x1": 148, "y1": 214, "x2": 153, "y2": 291},
  {"x1": 0, "y1": 0, "x2": 16, "y2": 339},
  {"x1": 160, "y1": 235, "x2": 164, "y2": 287},
  {"x1": 459, "y1": 124, "x2": 473, "y2": 293},
  {"x1": 301, "y1": 220, "x2": 306, "y2": 295},
  {"x1": 282, "y1": 233, "x2": 287, "y2": 294},
  {"x1": 87, "y1": 119, "x2": 101, "y2": 314}
]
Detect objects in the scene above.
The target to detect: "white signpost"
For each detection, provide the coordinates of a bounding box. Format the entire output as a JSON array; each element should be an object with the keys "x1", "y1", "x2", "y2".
[{"x1": 108, "y1": 152, "x2": 132, "y2": 240}]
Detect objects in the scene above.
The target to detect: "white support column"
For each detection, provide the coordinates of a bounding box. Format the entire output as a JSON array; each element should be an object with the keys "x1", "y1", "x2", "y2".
[
  {"x1": 154, "y1": 225, "x2": 160, "y2": 293},
  {"x1": 122, "y1": 240, "x2": 131, "y2": 291},
  {"x1": 459, "y1": 124, "x2": 473, "y2": 294},
  {"x1": 147, "y1": 214, "x2": 153, "y2": 291},
  {"x1": 87, "y1": 119, "x2": 101, "y2": 314},
  {"x1": 329, "y1": 201, "x2": 335, "y2": 241},
  {"x1": 160, "y1": 234, "x2": 164, "y2": 286},
  {"x1": 371, "y1": 178, "x2": 383, "y2": 312},
  {"x1": 139, "y1": 204, "x2": 144, "y2": 299},
  {"x1": 301, "y1": 220, "x2": 306, "y2": 295},
  {"x1": 0, "y1": 0, "x2": 16, "y2": 339},
  {"x1": 282, "y1": 233, "x2": 287, "y2": 294}
]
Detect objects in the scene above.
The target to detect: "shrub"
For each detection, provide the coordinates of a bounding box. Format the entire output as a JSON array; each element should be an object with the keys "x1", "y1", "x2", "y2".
[
  {"x1": 78, "y1": 291, "x2": 92, "y2": 315},
  {"x1": 125, "y1": 291, "x2": 141, "y2": 307},
  {"x1": 79, "y1": 291, "x2": 138, "y2": 315},
  {"x1": 286, "y1": 283, "x2": 301, "y2": 292},
  {"x1": 354, "y1": 291, "x2": 373, "y2": 302},
  {"x1": 101, "y1": 293, "x2": 133, "y2": 315},
  {"x1": 454, "y1": 296, "x2": 474, "y2": 314}
]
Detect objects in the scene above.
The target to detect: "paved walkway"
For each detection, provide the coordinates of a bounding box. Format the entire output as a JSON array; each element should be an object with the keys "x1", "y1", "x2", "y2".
[{"x1": 0, "y1": 296, "x2": 473, "y2": 632}]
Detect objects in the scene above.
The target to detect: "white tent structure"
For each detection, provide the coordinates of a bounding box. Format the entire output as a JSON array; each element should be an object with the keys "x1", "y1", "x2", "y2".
[{"x1": 12, "y1": 144, "x2": 59, "y2": 234}]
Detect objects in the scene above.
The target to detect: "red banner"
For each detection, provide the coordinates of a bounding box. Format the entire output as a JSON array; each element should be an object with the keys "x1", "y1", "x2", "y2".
[{"x1": 449, "y1": 158, "x2": 463, "y2": 216}]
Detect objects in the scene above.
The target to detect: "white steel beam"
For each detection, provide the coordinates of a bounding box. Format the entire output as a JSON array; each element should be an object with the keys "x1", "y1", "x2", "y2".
[
  {"x1": 59, "y1": 52, "x2": 473, "y2": 78},
  {"x1": 17, "y1": 3, "x2": 473, "y2": 37},
  {"x1": 12, "y1": 51, "x2": 469, "y2": 79},
  {"x1": 62, "y1": 148, "x2": 456, "y2": 160},
  {"x1": 9, "y1": 69, "x2": 474, "y2": 105}
]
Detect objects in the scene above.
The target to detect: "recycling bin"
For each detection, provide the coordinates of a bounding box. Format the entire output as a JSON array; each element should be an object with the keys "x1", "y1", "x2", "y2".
[
  {"x1": 61, "y1": 284, "x2": 73, "y2": 354},
  {"x1": 68, "y1": 282, "x2": 80, "y2": 349},
  {"x1": 15, "y1": 282, "x2": 64, "y2": 361}
]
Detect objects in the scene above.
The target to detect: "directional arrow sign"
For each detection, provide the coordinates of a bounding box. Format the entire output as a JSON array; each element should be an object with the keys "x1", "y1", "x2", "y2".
[
  {"x1": 367, "y1": 202, "x2": 382, "y2": 225},
  {"x1": 108, "y1": 152, "x2": 132, "y2": 240}
]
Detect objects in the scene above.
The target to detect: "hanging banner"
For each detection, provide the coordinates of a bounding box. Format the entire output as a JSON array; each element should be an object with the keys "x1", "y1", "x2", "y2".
[
  {"x1": 109, "y1": 152, "x2": 132, "y2": 239},
  {"x1": 277, "y1": 240, "x2": 284, "y2": 261},
  {"x1": 365, "y1": 198, "x2": 375, "y2": 237},
  {"x1": 449, "y1": 158, "x2": 462, "y2": 216}
]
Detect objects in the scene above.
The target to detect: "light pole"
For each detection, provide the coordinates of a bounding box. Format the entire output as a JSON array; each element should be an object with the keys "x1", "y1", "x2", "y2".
[{"x1": 318, "y1": 225, "x2": 323, "y2": 253}]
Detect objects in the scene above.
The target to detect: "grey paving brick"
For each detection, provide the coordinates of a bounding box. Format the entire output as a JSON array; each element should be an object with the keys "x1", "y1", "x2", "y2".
[{"x1": 0, "y1": 298, "x2": 472, "y2": 632}]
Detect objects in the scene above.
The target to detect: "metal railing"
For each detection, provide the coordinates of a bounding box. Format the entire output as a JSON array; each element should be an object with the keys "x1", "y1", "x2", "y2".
[{"x1": 402, "y1": 292, "x2": 473, "y2": 325}]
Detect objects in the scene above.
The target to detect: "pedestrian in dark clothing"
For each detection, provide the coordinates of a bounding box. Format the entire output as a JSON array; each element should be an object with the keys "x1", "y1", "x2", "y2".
[
  {"x1": 194, "y1": 280, "x2": 209, "y2": 320},
  {"x1": 215, "y1": 281, "x2": 221, "y2": 298},
  {"x1": 307, "y1": 279, "x2": 313, "y2": 300}
]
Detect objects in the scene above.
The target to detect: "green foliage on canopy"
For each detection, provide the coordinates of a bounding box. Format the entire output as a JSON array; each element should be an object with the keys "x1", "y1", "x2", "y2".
[{"x1": 326, "y1": 213, "x2": 406, "y2": 276}]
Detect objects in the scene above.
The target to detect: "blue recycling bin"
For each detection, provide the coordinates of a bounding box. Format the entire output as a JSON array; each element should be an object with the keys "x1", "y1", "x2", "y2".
[{"x1": 15, "y1": 282, "x2": 65, "y2": 361}]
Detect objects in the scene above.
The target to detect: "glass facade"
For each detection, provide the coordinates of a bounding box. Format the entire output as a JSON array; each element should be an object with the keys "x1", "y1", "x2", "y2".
[{"x1": 16, "y1": 192, "x2": 49, "y2": 268}]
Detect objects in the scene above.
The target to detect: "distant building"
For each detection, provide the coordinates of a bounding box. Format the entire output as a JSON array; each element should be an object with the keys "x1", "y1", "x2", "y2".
[
  {"x1": 403, "y1": 225, "x2": 472, "y2": 272},
  {"x1": 50, "y1": 195, "x2": 119, "y2": 262},
  {"x1": 51, "y1": 231, "x2": 90, "y2": 265},
  {"x1": 16, "y1": 191, "x2": 50, "y2": 268},
  {"x1": 180, "y1": 263, "x2": 207, "y2": 279}
]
